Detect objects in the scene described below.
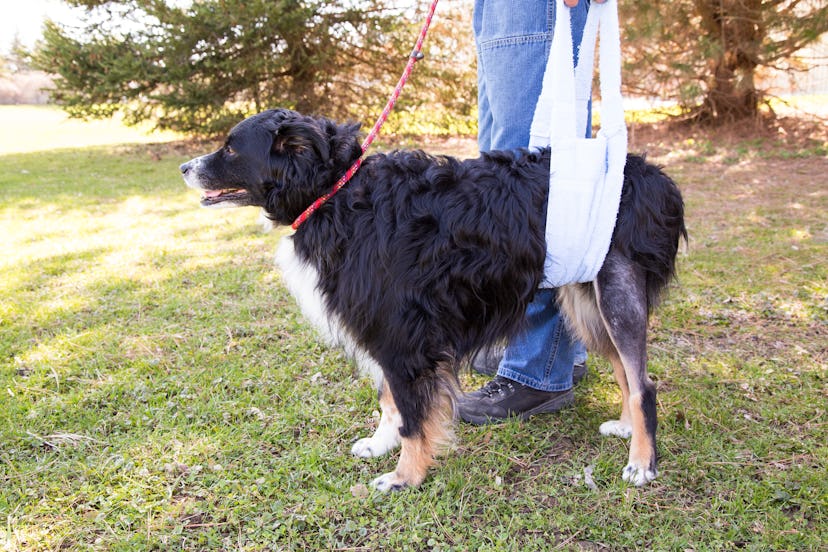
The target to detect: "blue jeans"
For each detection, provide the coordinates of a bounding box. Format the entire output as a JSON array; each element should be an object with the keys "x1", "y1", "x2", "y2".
[{"x1": 474, "y1": 0, "x2": 588, "y2": 391}]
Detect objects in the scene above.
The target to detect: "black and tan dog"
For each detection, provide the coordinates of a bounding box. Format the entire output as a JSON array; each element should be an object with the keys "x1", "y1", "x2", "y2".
[{"x1": 180, "y1": 108, "x2": 686, "y2": 490}]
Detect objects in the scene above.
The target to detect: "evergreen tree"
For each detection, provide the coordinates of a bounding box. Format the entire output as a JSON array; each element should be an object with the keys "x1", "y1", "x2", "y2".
[
  {"x1": 622, "y1": 0, "x2": 828, "y2": 123},
  {"x1": 32, "y1": 0, "x2": 454, "y2": 135}
]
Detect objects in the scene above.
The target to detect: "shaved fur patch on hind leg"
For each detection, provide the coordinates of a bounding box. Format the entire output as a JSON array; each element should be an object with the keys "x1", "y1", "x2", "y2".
[{"x1": 591, "y1": 254, "x2": 659, "y2": 486}]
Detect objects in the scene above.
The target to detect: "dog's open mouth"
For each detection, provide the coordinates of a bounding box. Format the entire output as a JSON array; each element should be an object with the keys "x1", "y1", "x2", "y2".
[{"x1": 200, "y1": 188, "x2": 249, "y2": 206}]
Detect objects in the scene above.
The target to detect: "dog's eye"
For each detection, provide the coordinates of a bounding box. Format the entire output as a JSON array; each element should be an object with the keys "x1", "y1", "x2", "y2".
[{"x1": 224, "y1": 144, "x2": 236, "y2": 156}]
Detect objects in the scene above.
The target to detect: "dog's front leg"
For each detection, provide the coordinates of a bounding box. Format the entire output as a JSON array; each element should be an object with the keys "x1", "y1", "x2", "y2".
[
  {"x1": 370, "y1": 370, "x2": 455, "y2": 492},
  {"x1": 351, "y1": 378, "x2": 402, "y2": 458}
]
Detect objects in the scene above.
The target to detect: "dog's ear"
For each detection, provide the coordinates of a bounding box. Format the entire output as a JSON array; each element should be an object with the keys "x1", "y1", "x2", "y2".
[{"x1": 271, "y1": 118, "x2": 331, "y2": 163}]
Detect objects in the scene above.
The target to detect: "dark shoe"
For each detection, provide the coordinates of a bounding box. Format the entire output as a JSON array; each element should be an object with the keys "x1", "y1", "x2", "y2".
[{"x1": 457, "y1": 376, "x2": 574, "y2": 425}]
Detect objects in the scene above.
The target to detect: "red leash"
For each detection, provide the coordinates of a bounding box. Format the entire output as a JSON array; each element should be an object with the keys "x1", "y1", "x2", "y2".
[{"x1": 291, "y1": 0, "x2": 440, "y2": 230}]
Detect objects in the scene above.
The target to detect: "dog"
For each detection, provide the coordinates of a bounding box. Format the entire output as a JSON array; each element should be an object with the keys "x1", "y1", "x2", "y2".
[{"x1": 180, "y1": 108, "x2": 686, "y2": 490}]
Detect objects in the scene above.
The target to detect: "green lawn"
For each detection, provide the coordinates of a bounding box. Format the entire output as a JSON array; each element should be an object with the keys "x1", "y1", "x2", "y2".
[{"x1": 1, "y1": 107, "x2": 826, "y2": 550}]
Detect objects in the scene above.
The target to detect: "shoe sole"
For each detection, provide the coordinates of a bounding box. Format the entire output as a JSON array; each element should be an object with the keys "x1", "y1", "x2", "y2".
[{"x1": 459, "y1": 388, "x2": 575, "y2": 426}]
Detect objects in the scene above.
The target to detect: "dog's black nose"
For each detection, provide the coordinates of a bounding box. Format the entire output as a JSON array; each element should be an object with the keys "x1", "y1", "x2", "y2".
[{"x1": 179, "y1": 162, "x2": 191, "y2": 174}]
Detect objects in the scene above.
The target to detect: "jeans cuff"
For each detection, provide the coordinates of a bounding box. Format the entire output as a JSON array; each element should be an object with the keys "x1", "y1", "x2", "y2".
[{"x1": 496, "y1": 367, "x2": 572, "y2": 393}]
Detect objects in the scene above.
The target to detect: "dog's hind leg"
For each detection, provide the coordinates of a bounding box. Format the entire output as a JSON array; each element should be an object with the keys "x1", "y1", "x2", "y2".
[
  {"x1": 557, "y1": 283, "x2": 632, "y2": 439},
  {"x1": 370, "y1": 364, "x2": 456, "y2": 492},
  {"x1": 594, "y1": 251, "x2": 658, "y2": 486},
  {"x1": 351, "y1": 377, "x2": 402, "y2": 458}
]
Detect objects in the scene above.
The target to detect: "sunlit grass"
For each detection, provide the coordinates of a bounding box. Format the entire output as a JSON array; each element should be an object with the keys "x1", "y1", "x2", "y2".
[
  {"x1": 0, "y1": 105, "x2": 182, "y2": 154},
  {"x1": 1, "y1": 106, "x2": 826, "y2": 550},
  {"x1": 767, "y1": 93, "x2": 828, "y2": 116}
]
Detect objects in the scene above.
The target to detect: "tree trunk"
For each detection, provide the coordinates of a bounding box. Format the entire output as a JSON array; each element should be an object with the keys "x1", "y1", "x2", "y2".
[{"x1": 690, "y1": 0, "x2": 763, "y2": 124}]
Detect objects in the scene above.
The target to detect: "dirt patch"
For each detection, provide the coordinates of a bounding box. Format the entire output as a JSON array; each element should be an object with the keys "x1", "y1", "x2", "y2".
[{"x1": 628, "y1": 112, "x2": 827, "y2": 159}]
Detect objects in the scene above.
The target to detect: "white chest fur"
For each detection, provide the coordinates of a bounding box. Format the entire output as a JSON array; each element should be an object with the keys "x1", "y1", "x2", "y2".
[{"x1": 275, "y1": 236, "x2": 383, "y2": 386}]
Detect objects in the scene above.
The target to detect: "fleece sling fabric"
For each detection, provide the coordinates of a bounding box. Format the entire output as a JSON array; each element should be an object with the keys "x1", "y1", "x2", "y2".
[{"x1": 529, "y1": 0, "x2": 627, "y2": 287}]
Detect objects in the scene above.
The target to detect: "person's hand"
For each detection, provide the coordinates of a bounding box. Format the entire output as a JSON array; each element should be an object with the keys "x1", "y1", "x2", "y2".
[{"x1": 564, "y1": 0, "x2": 607, "y2": 6}]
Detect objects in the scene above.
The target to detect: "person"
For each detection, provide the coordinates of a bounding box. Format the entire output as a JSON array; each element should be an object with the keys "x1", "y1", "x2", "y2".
[{"x1": 458, "y1": 0, "x2": 602, "y2": 425}]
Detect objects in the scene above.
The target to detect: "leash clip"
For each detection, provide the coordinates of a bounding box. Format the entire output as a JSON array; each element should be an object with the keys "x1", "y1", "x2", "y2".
[{"x1": 410, "y1": 49, "x2": 425, "y2": 61}]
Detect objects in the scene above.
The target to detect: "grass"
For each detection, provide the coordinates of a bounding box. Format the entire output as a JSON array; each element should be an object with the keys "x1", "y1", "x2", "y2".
[{"x1": 1, "y1": 106, "x2": 827, "y2": 550}]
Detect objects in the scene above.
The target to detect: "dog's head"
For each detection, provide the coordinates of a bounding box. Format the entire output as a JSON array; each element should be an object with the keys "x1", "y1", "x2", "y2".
[{"x1": 180, "y1": 109, "x2": 362, "y2": 224}]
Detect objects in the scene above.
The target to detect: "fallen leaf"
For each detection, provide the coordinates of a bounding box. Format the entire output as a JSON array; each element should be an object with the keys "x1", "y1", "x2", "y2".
[{"x1": 350, "y1": 483, "x2": 370, "y2": 499}]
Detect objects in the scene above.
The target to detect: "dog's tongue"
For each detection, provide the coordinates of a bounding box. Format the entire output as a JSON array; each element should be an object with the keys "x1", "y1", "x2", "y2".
[{"x1": 203, "y1": 189, "x2": 225, "y2": 198}]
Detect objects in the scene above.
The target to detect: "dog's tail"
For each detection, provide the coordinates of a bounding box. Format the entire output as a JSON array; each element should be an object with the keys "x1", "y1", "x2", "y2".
[{"x1": 614, "y1": 155, "x2": 688, "y2": 312}]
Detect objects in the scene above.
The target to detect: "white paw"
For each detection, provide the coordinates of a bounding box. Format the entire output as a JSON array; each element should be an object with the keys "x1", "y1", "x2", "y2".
[
  {"x1": 599, "y1": 420, "x2": 632, "y2": 439},
  {"x1": 622, "y1": 463, "x2": 658, "y2": 486},
  {"x1": 352, "y1": 405, "x2": 402, "y2": 459},
  {"x1": 351, "y1": 433, "x2": 400, "y2": 458},
  {"x1": 370, "y1": 471, "x2": 408, "y2": 493}
]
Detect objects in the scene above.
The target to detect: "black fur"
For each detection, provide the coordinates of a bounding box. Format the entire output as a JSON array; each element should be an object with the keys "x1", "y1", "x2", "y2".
[
  {"x1": 612, "y1": 155, "x2": 687, "y2": 311},
  {"x1": 181, "y1": 108, "x2": 687, "y2": 486}
]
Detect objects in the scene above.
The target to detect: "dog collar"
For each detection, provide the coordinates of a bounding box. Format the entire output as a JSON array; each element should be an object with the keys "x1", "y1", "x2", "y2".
[{"x1": 291, "y1": 157, "x2": 364, "y2": 230}]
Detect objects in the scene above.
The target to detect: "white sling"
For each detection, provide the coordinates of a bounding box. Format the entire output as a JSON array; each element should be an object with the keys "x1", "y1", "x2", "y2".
[{"x1": 529, "y1": 0, "x2": 627, "y2": 287}]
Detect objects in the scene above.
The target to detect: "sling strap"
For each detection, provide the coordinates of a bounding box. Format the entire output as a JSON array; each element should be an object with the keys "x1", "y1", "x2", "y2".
[{"x1": 529, "y1": 0, "x2": 627, "y2": 287}]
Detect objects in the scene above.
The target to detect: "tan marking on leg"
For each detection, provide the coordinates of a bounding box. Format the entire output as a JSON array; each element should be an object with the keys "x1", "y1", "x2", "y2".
[
  {"x1": 610, "y1": 351, "x2": 632, "y2": 424},
  {"x1": 623, "y1": 392, "x2": 658, "y2": 486},
  {"x1": 627, "y1": 393, "x2": 651, "y2": 463},
  {"x1": 599, "y1": 351, "x2": 635, "y2": 438},
  {"x1": 378, "y1": 378, "x2": 398, "y2": 413},
  {"x1": 392, "y1": 435, "x2": 434, "y2": 488}
]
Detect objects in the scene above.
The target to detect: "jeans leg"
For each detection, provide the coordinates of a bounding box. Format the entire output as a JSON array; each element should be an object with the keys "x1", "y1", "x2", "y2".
[
  {"x1": 474, "y1": 0, "x2": 589, "y2": 389},
  {"x1": 497, "y1": 289, "x2": 576, "y2": 392},
  {"x1": 474, "y1": 0, "x2": 590, "y2": 151},
  {"x1": 476, "y1": 51, "x2": 493, "y2": 152},
  {"x1": 574, "y1": 341, "x2": 588, "y2": 365}
]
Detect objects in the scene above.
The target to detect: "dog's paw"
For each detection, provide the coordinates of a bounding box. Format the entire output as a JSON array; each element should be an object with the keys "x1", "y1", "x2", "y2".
[
  {"x1": 599, "y1": 420, "x2": 632, "y2": 439},
  {"x1": 622, "y1": 463, "x2": 658, "y2": 486},
  {"x1": 370, "y1": 471, "x2": 409, "y2": 493},
  {"x1": 351, "y1": 435, "x2": 399, "y2": 458}
]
